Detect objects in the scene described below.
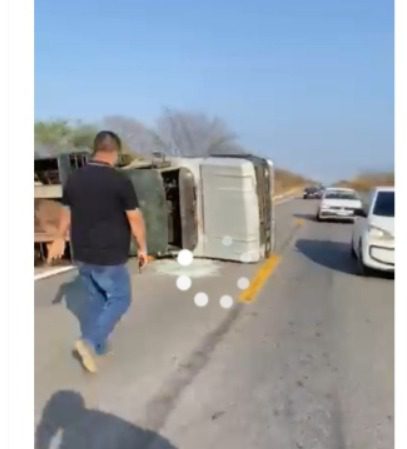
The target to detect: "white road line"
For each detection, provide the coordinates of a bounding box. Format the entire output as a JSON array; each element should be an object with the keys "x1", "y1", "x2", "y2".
[
  {"x1": 34, "y1": 265, "x2": 76, "y2": 282},
  {"x1": 275, "y1": 196, "x2": 297, "y2": 206}
]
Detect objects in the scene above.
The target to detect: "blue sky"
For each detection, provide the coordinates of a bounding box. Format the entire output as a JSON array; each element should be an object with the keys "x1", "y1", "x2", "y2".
[{"x1": 35, "y1": 0, "x2": 393, "y2": 181}]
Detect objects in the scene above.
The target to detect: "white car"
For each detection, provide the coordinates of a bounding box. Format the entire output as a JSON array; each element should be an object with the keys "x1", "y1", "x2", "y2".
[
  {"x1": 351, "y1": 187, "x2": 394, "y2": 275},
  {"x1": 316, "y1": 187, "x2": 362, "y2": 221}
]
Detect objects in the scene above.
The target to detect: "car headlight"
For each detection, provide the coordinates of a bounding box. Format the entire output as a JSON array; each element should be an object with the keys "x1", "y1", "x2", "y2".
[{"x1": 368, "y1": 225, "x2": 393, "y2": 240}]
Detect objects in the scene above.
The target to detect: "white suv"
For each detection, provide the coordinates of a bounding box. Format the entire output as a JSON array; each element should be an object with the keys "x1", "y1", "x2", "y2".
[{"x1": 351, "y1": 187, "x2": 395, "y2": 275}]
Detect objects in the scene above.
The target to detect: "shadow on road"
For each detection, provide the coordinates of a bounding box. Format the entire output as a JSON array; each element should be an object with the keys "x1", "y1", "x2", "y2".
[
  {"x1": 35, "y1": 390, "x2": 178, "y2": 449},
  {"x1": 52, "y1": 277, "x2": 92, "y2": 335},
  {"x1": 296, "y1": 238, "x2": 357, "y2": 274},
  {"x1": 296, "y1": 239, "x2": 394, "y2": 279},
  {"x1": 294, "y1": 212, "x2": 317, "y2": 222},
  {"x1": 294, "y1": 213, "x2": 355, "y2": 224}
]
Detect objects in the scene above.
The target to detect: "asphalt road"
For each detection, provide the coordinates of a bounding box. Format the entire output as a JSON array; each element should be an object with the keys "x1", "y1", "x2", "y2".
[{"x1": 34, "y1": 198, "x2": 393, "y2": 449}]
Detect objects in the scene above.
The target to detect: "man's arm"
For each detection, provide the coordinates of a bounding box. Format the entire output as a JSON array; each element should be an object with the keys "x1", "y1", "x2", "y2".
[
  {"x1": 126, "y1": 209, "x2": 148, "y2": 267},
  {"x1": 56, "y1": 206, "x2": 71, "y2": 239},
  {"x1": 47, "y1": 206, "x2": 71, "y2": 264},
  {"x1": 119, "y1": 175, "x2": 148, "y2": 267}
]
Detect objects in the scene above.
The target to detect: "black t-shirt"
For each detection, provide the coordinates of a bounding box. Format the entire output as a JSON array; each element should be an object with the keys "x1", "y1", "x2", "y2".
[{"x1": 62, "y1": 161, "x2": 139, "y2": 266}]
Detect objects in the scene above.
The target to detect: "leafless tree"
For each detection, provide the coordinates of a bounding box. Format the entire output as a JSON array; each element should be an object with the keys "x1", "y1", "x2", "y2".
[
  {"x1": 155, "y1": 109, "x2": 242, "y2": 157},
  {"x1": 35, "y1": 111, "x2": 247, "y2": 160}
]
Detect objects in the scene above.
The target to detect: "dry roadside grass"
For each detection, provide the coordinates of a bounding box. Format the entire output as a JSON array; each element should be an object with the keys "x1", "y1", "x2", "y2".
[
  {"x1": 275, "y1": 168, "x2": 310, "y2": 195},
  {"x1": 335, "y1": 171, "x2": 394, "y2": 193}
]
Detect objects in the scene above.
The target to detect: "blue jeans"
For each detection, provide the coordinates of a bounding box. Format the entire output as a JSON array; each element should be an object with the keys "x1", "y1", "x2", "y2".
[{"x1": 77, "y1": 263, "x2": 131, "y2": 354}]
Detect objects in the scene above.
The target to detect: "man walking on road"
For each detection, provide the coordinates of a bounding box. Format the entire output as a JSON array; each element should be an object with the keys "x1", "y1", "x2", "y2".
[{"x1": 47, "y1": 131, "x2": 147, "y2": 373}]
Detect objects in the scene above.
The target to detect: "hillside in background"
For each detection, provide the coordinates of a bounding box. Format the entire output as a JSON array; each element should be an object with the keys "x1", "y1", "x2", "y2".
[
  {"x1": 274, "y1": 168, "x2": 311, "y2": 195},
  {"x1": 335, "y1": 171, "x2": 394, "y2": 192}
]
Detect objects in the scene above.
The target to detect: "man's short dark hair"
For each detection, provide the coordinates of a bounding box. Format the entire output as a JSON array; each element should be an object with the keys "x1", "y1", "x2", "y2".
[{"x1": 93, "y1": 131, "x2": 122, "y2": 153}]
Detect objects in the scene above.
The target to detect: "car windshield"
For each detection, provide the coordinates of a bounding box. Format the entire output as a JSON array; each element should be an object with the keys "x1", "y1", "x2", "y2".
[
  {"x1": 373, "y1": 191, "x2": 394, "y2": 217},
  {"x1": 325, "y1": 191, "x2": 357, "y2": 200}
]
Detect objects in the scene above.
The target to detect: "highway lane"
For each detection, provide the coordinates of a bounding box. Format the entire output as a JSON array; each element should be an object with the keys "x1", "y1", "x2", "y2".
[{"x1": 34, "y1": 198, "x2": 393, "y2": 449}]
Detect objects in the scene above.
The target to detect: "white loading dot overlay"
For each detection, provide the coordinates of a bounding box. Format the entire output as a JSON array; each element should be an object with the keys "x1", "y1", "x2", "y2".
[
  {"x1": 174, "y1": 242, "x2": 252, "y2": 309},
  {"x1": 194, "y1": 292, "x2": 209, "y2": 307},
  {"x1": 220, "y1": 295, "x2": 234, "y2": 309},
  {"x1": 237, "y1": 277, "x2": 250, "y2": 290},
  {"x1": 176, "y1": 275, "x2": 192, "y2": 291},
  {"x1": 222, "y1": 235, "x2": 233, "y2": 247},
  {"x1": 177, "y1": 249, "x2": 194, "y2": 267}
]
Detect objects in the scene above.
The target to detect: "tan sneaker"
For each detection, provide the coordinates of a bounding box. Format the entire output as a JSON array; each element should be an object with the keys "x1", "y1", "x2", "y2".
[{"x1": 74, "y1": 339, "x2": 98, "y2": 374}]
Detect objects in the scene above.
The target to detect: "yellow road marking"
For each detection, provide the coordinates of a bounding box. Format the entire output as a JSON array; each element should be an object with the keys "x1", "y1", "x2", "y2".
[
  {"x1": 239, "y1": 214, "x2": 304, "y2": 303},
  {"x1": 239, "y1": 254, "x2": 282, "y2": 303}
]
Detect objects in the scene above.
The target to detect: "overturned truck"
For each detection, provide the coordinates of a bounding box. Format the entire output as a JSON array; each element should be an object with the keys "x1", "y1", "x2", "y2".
[{"x1": 35, "y1": 152, "x2": 275, "y2": 265}]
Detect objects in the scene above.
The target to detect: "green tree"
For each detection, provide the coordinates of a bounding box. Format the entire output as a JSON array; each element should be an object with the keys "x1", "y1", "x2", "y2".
[
  {"x1": 70, "y1": 123, "x2": 98, "y2": 149},
  {"x1": 35, "y1": 120, "x2": 97, "y2": 156},
  {"x1": 35, "y1": 120, "x2": 72, "y2": 153}
]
